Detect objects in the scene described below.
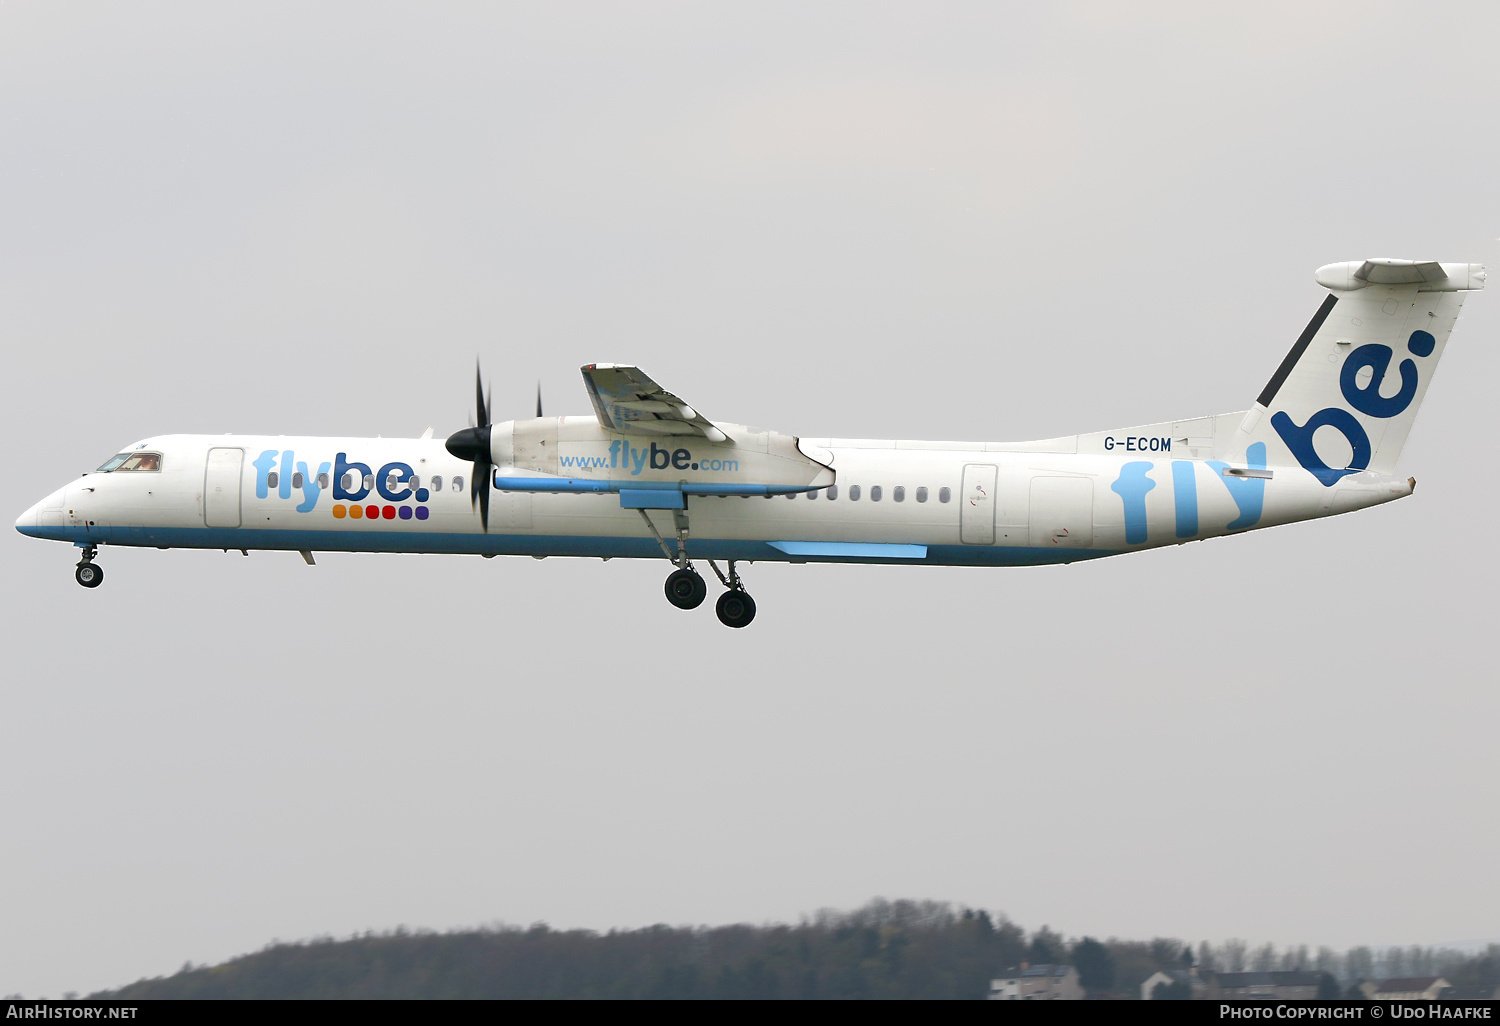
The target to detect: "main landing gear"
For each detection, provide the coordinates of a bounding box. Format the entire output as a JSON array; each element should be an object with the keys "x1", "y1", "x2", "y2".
[
  {"x1": 665, "y1": 566, "x2": 707, "y2": 609},
  {"x1": 707, "y1": 559, "x2": 756, "y2": 629},
  {"x1": 636, "y1": 507, "x2": 756, "y2": 628},
  {"x1": 74, "y1": 545, "x2": 104, "y2": 589}
]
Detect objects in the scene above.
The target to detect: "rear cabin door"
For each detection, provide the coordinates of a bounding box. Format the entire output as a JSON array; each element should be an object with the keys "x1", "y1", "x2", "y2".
[
  {"x1": 204, "y1": 448, "x2": 244, "y2": 528},
  {"x1": 960, "y1": 464, "x2": 998, "y2": 544}
]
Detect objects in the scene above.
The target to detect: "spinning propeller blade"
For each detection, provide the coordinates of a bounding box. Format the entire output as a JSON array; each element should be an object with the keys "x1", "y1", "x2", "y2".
[{"x1": 444, "y1": 361, "x2": 494, "y2": 532}]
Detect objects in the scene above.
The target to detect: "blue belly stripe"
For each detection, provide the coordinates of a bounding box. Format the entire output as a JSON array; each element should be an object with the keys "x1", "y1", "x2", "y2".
[
  {"x1": 769, "y1": 541, "x2": 927, "y2": 559},
  {"x1": 16, "y1": 523, "x2": 1116, "y2": 567}
]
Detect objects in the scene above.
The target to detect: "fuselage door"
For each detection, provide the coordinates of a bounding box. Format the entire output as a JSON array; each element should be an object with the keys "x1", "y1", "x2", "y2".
[
  {"x1": 1028, "y1": 476, "x2": 1094, "y2": 548},
  {"x1": 204, "y1": 448, "x2": 244, "y2": 528},
  {"x1": 960, "y1": 464, "x2": 998, "y2": 544}
]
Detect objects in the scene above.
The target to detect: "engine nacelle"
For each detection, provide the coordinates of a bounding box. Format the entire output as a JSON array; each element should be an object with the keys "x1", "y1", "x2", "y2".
[{"x1": 489, "y1": 416, "x2": 833, "y2": 491}]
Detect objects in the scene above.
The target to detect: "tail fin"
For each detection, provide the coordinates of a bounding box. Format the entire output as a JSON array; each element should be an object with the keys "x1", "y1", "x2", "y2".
[{"x1": 1232, "y1": 259, "x2": 1485, "y2": 483}]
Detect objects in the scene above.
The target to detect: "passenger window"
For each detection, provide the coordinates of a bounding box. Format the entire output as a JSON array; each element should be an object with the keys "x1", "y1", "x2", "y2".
[
  {"x1": 292, "y1": 472, "x2": 304, "y2": 489},
  {"x1": 363, "y1": 473, "x2": 374, "y2": 491},
  {"x1": 117, "y1": 452, "x2": 162, "y2": 472},
  {"x1": 849, "y1": 485, "x2": 861, "y2": 501},
  {"x1": 96, "y1": 454, "x2": 130, "y2": 473},
  {"x1": 916, "y1": 487, "x2": 929, "y2": 503},
  {"x1": 939, "y1": 486, "x2": 952, "y2": 503},
  {"x1": 410, "y1": 476, "x2": 421, "y2": 490},
  {"x1": 431, "y1": 475, "x2": 443, "y2": 492},
  {"x1": 826, "y1": 485, "x2": 838, "y2": 500},
  {"x1": 342, "y1": 473, "x2": 357, "y2": 491},
  {"x1": 453, "y1": 476, "x2": 464, "y2": 492},
  {"x1": 386, "y1": 473, "x2": 399, "y2": 491},
  {"x1": 893, "y1": 486, "x2": 905, "y2": 502},
  {"x1": 786, "y1": 493, "x2": 797, "y2": 500},
  {"x1": 870, "y1": 485, "x2": 882, "y2": 502},
  {"x1": 807, "y1": 489, "x2": 818, "y2": 499},
  {"x1": 318, "y1": 473, "x2": 329, "y2": 489},
  {"x1": 267, "y1": 471, "x2": 279, "y2": 489}
]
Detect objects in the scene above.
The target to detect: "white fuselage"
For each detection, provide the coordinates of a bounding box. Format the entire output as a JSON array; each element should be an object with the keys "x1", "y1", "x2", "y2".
[{"x1": 15, "y1": 417, "x2": 1412, "y2": 567}]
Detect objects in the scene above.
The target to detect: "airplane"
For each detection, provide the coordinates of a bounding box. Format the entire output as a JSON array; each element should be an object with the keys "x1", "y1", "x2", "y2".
[{"x1": 14, "y1": 257, "x2": 1485, "y2": 628}]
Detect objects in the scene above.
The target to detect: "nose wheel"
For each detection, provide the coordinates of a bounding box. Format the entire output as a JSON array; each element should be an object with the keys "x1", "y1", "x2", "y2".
[{"x1": 75, "y1": 546, "x2": 104, "y2": 588}]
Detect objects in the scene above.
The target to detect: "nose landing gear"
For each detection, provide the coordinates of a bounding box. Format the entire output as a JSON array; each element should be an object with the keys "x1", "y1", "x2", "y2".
[{"x1": 74, "y1": 545, "x2": 103, "y2": 588}]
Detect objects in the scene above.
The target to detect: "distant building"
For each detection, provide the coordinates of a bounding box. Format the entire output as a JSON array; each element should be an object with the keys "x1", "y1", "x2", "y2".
[
  {"x1": 1440, "y1": 985, "x2": 1497, "y2": 1001},
  {"x1": 1209, "y1": 971, "x2": 1322, "y2": 1000},
  {"x1": 988, "y1": 964, "x2": 1083, "y2": 1000},
  {"x1": 1368, "y1": 977, "x2": 1451, "y2": 1001},
  {"x1": 1140, "y1": 969, "x2": 1209, "y2": 1000}
]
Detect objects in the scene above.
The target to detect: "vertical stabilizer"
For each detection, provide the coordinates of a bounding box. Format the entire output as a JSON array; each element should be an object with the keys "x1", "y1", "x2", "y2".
[{"x1": 1231, "y1": 259, "x2": 1484, "y2": 483}]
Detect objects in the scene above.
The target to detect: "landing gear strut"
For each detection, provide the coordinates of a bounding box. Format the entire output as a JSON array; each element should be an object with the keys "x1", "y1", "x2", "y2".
[
  {"x1": 708, "y1": 559, "x2": 756, "y2": 629},
  {"x1": 638, "y1": 505, "x2": 756, "y2": 627},
  {"x1": 639, "y1": 507, "x2": 707, "y2": 611},
  {"x1": 74, "y1": 545, "x2": 103, "y2": 589}
]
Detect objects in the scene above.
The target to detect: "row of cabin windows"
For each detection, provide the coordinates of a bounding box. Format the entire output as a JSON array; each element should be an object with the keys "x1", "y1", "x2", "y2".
[
  {"x1": 258, "y1": 471, "x2": 948, "y2": 503},
  {"x1": 264, "y1": 472, "x2": 466, "y2": 493},
  {"x1": 775, "y1": 485, "x2": 950, "y2": 503}
]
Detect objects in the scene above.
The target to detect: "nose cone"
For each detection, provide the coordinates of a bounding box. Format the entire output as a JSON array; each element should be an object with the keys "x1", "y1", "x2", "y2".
[
  {"x1": 15, "y1": 486, "x2": 67, "y2": 538},
  {"x1": 15, "y1": 498, "x2": 43, "y2": 536}
]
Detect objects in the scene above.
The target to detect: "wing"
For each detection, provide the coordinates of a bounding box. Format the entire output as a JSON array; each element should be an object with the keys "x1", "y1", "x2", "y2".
[{"x1": 580, "y1": 364, "x2": 727, "y2": 442}]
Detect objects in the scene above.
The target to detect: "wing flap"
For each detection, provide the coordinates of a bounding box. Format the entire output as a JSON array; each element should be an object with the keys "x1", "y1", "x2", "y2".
[{"x1": 581, "y1": 364, "x2": 727, "y2": 441}]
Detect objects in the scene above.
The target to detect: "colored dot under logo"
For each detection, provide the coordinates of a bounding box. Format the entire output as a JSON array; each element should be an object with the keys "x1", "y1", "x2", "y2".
[{"x1": 331, "y1": 503, "x2": 427, "y2": 521}]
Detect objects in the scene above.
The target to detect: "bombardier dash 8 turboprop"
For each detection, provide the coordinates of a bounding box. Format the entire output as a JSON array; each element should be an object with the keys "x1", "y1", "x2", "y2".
[{"x1": 15, "y1": 257, "x2": 1485, "y2": 627}]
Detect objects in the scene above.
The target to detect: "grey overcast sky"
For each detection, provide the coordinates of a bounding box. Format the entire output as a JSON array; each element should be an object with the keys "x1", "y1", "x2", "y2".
[{"x1": 3, "y1": 1, "x2": 1498, "y2": 998}]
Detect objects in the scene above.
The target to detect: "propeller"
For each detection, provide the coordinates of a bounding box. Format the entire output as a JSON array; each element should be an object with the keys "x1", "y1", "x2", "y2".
[
  {"x1": 536, "y1": 380, "x2": 543, "y2": 418},
  {"x1": 444, "y1": 362, "x2": 493, "y2": 531}
]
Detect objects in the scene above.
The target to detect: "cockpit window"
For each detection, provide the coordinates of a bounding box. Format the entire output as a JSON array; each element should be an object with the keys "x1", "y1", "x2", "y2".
[
  {"x1": 97, "y1": 452, "x2": 161, "y2": 472},
  {"x1": 118, "y1": 452, "x2": 162, "y2": 471}
]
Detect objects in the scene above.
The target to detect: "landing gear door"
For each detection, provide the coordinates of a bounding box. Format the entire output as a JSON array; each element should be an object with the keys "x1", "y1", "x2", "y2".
[
  {"x1": 204, "y1": 448, "x2": 244, "y2": 528},
  {"x1": 960, "y1": 464, "x2": 998, "y2": 544}
]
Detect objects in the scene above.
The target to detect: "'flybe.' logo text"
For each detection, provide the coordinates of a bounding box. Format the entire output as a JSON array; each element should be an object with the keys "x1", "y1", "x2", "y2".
[
  {"x1": 1110, "y1": 444, "x2": 1268, "y2": 545},
  {"x1": 252, "y1": 450, "x2": 431, "y2": 521},
  {"x1": 559, "y1": 441, "x2": 739, "y2": 475},
  {"x1": 1272, "y1": 330, "x2": 1435, "y2": 486}
]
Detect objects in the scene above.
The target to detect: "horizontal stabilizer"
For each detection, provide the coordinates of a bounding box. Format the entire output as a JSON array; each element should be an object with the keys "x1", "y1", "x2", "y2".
[{"x1": 1315, "y1": 259, "x2": 1486, "y2": 292}]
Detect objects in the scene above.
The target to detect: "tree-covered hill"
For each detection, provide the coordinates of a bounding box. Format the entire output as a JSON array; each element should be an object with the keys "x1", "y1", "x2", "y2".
[
  {"x1": 87, "y1": 900, "x2": 1500, "y2": 1000},
  {"x1": 94, "y1": 900, "x2": 1025, "y2": 1000}
]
